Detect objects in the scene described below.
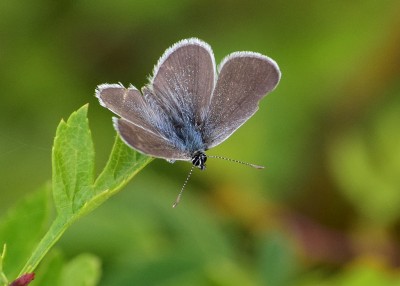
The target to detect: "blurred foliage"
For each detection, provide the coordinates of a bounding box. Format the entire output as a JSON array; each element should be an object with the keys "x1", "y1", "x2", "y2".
[
  {"x1": 1, "y1": 0, "x2": 400, "y2": 285},
  {"x1": 0, "y1": 187, "x2": 50, "y2": 280}
]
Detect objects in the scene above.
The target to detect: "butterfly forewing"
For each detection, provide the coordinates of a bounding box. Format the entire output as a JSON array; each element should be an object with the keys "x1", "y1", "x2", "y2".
[
  {"x1": 204, "y1": 53, "x2": 281, "y2": 148},
  {"x1": 150, "y1": 38, "x2": 216, "y2": 126},
  {"x1": 96, "y1": 84, "x2": 159, "y2": 135}
]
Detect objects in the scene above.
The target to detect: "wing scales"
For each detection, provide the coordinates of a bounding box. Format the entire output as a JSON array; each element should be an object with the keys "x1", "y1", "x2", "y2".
[{"x1": 204, "y1": 53, "x2": 281, "y2": 148}]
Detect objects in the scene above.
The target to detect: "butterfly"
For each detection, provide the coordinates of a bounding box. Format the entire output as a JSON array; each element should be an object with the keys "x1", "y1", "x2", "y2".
[{"x1": 96, "y1": 38, "x2": 281, "y2": 206}]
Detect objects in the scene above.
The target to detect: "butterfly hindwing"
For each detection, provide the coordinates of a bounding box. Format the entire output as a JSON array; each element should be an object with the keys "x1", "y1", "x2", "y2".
[
  {"x1": 204, "y1": 52, "x2": 281, "y2": 148},
  {"x1": 115, "y1": 118, "x2": 191, "y2": 161}
]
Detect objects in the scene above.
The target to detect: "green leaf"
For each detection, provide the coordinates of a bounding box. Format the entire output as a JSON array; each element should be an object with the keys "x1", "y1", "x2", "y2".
[
  {"x1": 60, "y1": 254, "x2": 101, "y2": 286},
  {"x1": 94, "y1": 136, "x2": 151, "y2": 193},
  {"x1": 19, "y1": 104, "x2": 152, "y2": 276},
  {"x1": 0, "y1": 186, "x2": 51, "y2": 281},
  {"x1": 84, "y1": 136, "x2": 152, "y2": 216},
  {"x1": 52, "y1": 104, "x2": 95, "y2": 216}
]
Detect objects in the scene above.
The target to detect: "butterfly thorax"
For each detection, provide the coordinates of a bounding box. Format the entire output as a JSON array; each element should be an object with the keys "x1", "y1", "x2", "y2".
[
  {"x1": 167, "y1": 114, "x2": 207, "y2": 151},
  {"x1": 191, "y1": 151, "x2": 207, "y2": 170}
]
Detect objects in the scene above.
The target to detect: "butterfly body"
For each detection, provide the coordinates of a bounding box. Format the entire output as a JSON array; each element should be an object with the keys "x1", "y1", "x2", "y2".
[{"x1": 96, "y1": 38, "x2": 280, "y2": 169}]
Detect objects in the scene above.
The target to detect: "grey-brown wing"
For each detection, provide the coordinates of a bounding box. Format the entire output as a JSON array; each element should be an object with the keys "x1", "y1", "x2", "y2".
[
  {"x1": 115, "y1": 118, "x2": 191, "y2": 161},
  {"x1": 204, "y1": 52, "x2": 281, "y2": 148},
  {"x1": 149, "y1": 38, "x2": 216, "y2": 126},
  {"x1": 96, "y1": 83, "x2": 159, "y2": 134}
]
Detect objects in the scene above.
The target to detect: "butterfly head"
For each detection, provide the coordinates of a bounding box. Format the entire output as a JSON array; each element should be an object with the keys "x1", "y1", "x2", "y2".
[{"x1": 191, "y1": 151, "x2": 207, "y2": 170}]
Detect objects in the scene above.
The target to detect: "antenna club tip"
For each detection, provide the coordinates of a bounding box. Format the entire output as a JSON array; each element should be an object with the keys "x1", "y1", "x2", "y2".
[
  {"x1": 254, "y1": 165, "x2": 265, "y2": 169},
  {"x1": 172, "y1": 198, "x2": 181, "y2": 208}
]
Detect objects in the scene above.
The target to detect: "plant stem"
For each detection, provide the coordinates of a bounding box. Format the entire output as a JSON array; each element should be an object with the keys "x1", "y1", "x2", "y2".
[{"x1": 18, "y1": 216, "x2": 71, "y2": 276}]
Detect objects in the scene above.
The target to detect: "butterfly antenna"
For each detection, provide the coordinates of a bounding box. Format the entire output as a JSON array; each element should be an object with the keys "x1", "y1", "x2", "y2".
[
  {"x1": 208, "y1": 155, "x2": 264, "y2": 169},
  {"x1": 172, "y1": 165, "x2": 195, "y2": 208}
]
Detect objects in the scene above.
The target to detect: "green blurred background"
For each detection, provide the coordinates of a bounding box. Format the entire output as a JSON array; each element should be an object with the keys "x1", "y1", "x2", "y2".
[{"x1": 1, "y1": 0, "x2": 400, "y2": 285}]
